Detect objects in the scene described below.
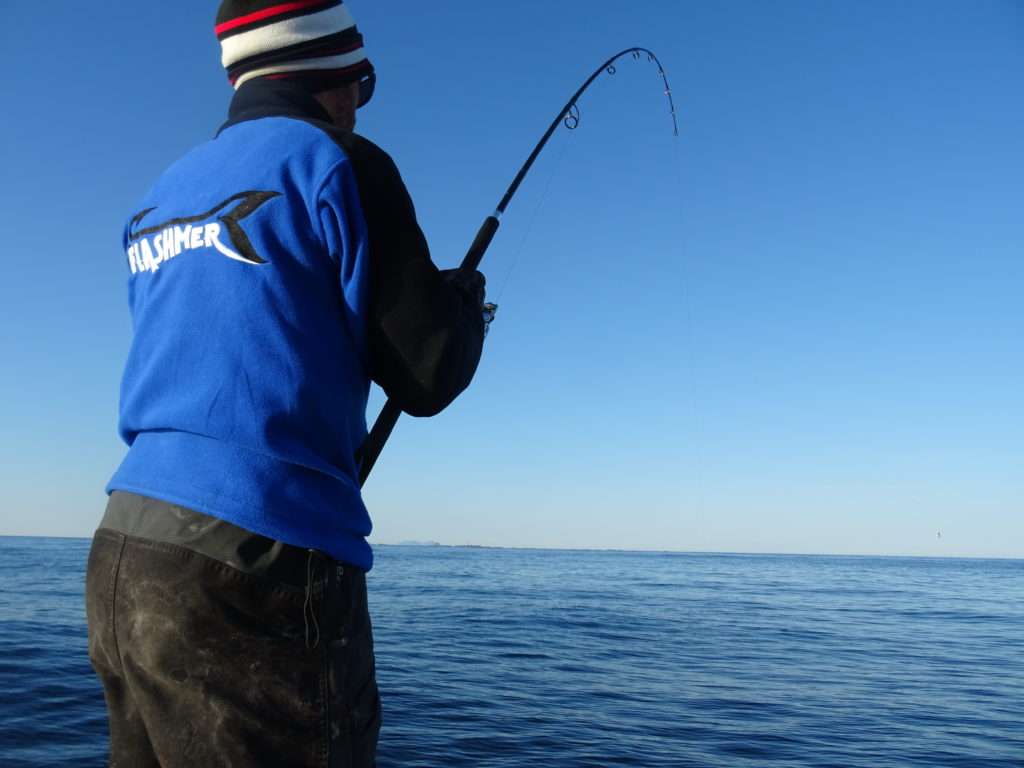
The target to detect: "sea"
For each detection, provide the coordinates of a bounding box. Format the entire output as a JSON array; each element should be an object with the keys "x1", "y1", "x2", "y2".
[{"x1": 0, "y1": 537, "x2": 1021, "y2": 767}]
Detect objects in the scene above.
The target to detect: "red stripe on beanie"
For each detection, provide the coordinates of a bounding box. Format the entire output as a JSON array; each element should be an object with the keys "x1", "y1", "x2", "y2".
[{"x1": 215, "y1": 0, "x2": 334, "y2": 37}]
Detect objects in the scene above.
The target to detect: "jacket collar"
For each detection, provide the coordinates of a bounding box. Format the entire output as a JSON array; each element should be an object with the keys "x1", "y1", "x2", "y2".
[{"x1": 217, "y1": 78, "x2": 334, "y2": 136}]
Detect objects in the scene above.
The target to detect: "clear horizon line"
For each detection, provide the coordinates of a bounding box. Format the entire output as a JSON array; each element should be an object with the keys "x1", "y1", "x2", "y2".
[
  {"x1": 0, "y1": 534, "x2": 1019, "y2": 561},
  {"x1": 377, "y1": 541, "x2": 1021, "y2": 561}
]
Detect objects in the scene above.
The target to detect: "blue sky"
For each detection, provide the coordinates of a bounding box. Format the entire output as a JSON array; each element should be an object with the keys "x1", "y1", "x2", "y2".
[{"x1": 0, "y1": 1, "x2": 1020, "y2": 557}]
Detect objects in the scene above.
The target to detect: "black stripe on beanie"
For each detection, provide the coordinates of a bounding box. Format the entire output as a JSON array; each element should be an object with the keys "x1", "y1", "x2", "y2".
[
  {"x1": 225, "y1": 27, "x2": 364, "y2": 82},
  {"x1": 264, "y1": 61, "x2": 372, "y2": 89},
  {"x1": 234, "y1": 59, "x2": 374, "y2": 91},
  {"x1": 215, "y1": 0, "x2": 342, "y2": 42}
]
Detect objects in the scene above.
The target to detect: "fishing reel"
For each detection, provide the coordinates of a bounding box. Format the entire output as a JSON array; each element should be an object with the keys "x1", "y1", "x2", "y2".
[{"x1": 482, "y1": 302, "x2": 498, "y2": 337}]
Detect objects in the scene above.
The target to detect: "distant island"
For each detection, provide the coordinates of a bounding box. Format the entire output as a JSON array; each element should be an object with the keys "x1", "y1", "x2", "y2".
[{"x1": 393, "y1": 540, "x2": 443, "y2": 547}]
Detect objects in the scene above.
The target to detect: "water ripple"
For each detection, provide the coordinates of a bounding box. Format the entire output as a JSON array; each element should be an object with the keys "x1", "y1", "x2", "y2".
[{"x1": 1, "y1": 538, "x2": 1022, "y2": 766}]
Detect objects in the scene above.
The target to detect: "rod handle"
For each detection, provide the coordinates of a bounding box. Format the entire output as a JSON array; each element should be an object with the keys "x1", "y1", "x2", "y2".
[
  {"x1": 358, "y1": 399, "x2": 402, "y2": 487},
  {"x1": 460, "y1": 216, "x2": 500, "y2": 272}
]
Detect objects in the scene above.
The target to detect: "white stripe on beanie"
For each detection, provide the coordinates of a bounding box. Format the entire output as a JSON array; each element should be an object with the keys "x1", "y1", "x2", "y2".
[
  {"x1": 233, "y1": 51, "x2": 370, "y2": 88},
  {"x1": 220, "y1": 4, "x2": 357, "y2": 70}
]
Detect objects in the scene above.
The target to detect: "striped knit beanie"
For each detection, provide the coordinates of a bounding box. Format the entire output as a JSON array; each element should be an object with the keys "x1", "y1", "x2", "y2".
[{"x1": 216, "y1": 0, "x2": 376, "y2": 106}]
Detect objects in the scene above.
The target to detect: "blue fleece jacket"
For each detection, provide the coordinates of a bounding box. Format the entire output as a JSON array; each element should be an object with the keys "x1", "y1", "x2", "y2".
[{"x1": 108, "y1": 113, "x2": 376, "y2": 569}]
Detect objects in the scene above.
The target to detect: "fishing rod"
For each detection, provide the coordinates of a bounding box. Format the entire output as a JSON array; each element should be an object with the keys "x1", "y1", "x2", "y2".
[{"x1": 358, "y1": 47, "x2": 678, "y2": 486}]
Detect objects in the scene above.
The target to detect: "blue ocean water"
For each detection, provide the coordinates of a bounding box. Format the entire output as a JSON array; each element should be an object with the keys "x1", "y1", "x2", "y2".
[{"x1": 0, "y1": 537, "x2": 1021, "y2": 767}]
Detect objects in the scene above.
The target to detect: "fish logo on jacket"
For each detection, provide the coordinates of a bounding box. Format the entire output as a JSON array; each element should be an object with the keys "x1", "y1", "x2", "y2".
[{"x1": 125, "y1": 191, "x2": 279, "y2": 274}]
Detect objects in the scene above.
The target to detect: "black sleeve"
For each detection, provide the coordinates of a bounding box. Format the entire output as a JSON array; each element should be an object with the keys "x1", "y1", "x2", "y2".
[{"x1": 336, "y1": 133, "x2": 485, "y2": 417}]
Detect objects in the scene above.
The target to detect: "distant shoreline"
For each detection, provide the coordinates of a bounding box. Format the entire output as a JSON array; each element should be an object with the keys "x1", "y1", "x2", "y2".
[{"x1": 2, "y1": 535, "x2": 1019, "y2": 561}]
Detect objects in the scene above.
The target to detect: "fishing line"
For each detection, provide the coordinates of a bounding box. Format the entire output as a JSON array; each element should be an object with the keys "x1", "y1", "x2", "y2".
[
  {"x1": 660, "y1": 103, "x2": 706, "y2": 532},
  {"x1": 493, "y1": 137, "x2": 572, "y2": 306}
]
